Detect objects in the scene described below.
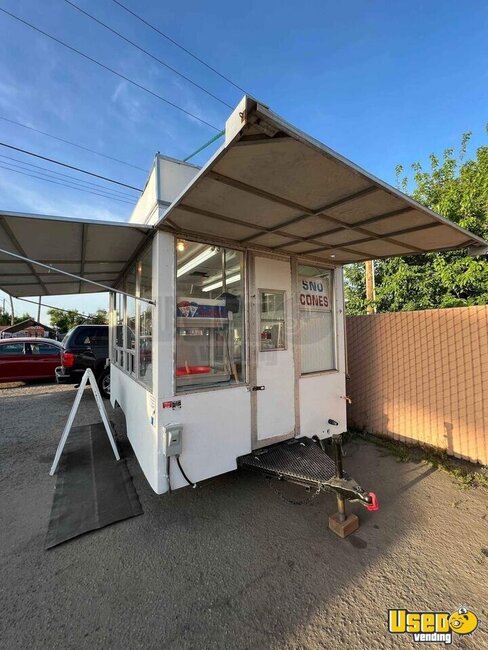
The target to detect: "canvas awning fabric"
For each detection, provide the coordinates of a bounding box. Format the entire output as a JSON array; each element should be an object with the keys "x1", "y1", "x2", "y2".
[
  {"x1": 157, "y1": 97, "x2": 487, "y2": 264},
  {"x1": 0, "y1": 211, "x2": 152, "y2": 297}
]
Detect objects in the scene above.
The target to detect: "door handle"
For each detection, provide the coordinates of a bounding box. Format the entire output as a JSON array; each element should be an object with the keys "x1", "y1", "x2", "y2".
[{"x1": 251, "y1": 385, "x2": 265, "y2": 391}]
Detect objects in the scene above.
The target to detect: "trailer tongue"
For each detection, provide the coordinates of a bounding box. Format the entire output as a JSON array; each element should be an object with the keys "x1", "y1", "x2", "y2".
[{"x1": 238, "y1": 435, "x2": 378, "y2": 537}]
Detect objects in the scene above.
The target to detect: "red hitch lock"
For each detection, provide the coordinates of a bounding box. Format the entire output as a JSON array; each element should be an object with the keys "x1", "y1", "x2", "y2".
[{"x1": 366, "y1": 492, "x2": 379, "y2": 511}]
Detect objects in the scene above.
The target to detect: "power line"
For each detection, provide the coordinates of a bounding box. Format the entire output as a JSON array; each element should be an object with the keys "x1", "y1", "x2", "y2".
[
  {"x1": 0, "y1": 153, "x2": 138, "y2": 200},
  {"x1": 0, "y1": 161, "x2": 135, "y2": 205},
  {"x1": 112, "y1": 0, "x2": 247, "y2": 95},
  {"x1": 0, "y1": 115, "x2": 147, "y2": 172},
  {"x1": 0, "y1": 141, "x2": 142, "y2": 191},
  {"x1": 0, "y1": 160, "x2": 135, "y2": 203},
  {"x1": 63, "y1": 0, "x2": 233, "y2": 109},
  {"x1": 0, "y1": 162, "x2": 135, "y2": 205},
  {"x1": 0, "y1": 160, "x2": 135, "y2": 204},
  {"x1": 0, "y1": 6, "x2": 222, "y2": 132}
]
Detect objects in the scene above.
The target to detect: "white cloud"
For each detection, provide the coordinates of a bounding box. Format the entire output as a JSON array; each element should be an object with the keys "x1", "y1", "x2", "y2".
[{"x1": 110, "y1": 80, "x2": 146, "y2": 125}]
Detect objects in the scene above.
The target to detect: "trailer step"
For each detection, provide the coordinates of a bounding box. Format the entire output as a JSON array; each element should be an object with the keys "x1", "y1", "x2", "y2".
[
  {"x1": 238, "y1": 437, "x2": 378, "y2": 510},
  {"x1": 238, "y1": 437, "x2": 336, "y2": 486}
]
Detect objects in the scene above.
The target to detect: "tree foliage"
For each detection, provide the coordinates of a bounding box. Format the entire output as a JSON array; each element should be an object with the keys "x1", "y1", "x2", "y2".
[
  {"x1": 88, "y1": 309, "x2": 108, "y2": 324},
  {"x1": 47, "y1": 307, "x2": 108, "y2": 331},
  {"x1": 0, "y1": 311, "x2": 32, "y2": 326},
  {"x1": 48, "y1": 308, "x2": 86, "y2": 332},
  {"x1": 345, "y1": 130, "x2": 488, "y2": 314}
]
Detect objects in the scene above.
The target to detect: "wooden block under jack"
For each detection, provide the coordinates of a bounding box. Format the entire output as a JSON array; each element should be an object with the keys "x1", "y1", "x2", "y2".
[{"x1": 328, "y1": 512, "x2": 359, "y2": 538}]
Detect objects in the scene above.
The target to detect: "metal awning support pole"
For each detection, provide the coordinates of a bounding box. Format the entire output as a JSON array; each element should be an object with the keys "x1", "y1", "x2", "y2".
[{"x1": 0, "y1": 247, "x2": 155, "y2": 305}]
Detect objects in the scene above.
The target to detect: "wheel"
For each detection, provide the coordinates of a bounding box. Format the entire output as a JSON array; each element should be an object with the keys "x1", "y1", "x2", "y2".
[{"x1": 98, "y1": 368, "x2": 110, "y2": 399}]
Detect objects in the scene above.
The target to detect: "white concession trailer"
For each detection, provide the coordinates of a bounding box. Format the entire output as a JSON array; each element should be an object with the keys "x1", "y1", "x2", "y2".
[{"x1": 1, "y1": 97, "x2": 486, "y2": 535}]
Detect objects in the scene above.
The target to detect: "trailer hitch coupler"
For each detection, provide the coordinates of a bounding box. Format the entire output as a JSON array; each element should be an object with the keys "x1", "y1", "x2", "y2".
[{"x1": 365, "y1": 492, "x2": 379, "y2": 511}]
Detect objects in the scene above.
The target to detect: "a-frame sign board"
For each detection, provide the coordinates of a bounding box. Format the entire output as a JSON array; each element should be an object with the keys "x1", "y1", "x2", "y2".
[{"x1": 49, "y1": 368, "x2": 120, "y2": 476}]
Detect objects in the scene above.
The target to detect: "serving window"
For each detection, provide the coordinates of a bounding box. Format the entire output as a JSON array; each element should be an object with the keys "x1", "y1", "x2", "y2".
[
  {"x1": 259, "y1": 290, "x2": 286, "y2": 351},
  {"x1": 298, "y1": 265, "x2": 336, "y2": 373},
  {"x1": 114, "y1": 292, "x2": 124, "y2": 367},
  {"x1": 113, "y1": 240, "x2": 153, "y2": 389},
  {"x1": 125, "y1": 266, "x2": 137, "y2": 376},
  {"x1": 175, "y1": 239, "x2": 245, "y2": 392}
]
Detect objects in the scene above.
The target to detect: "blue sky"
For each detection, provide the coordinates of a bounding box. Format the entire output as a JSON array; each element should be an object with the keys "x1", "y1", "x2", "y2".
[{"x1": 0, "y1": 0, "x2": 487, "y2": 323}]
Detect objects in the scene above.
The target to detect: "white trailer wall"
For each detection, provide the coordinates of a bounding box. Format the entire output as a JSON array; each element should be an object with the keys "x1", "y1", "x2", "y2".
[
  {"x1": 112, "y1": 229, "x2": 347, "y2": 495},
  {"x1": 111, "y1": 366, "x2": 159, "y2": 490},
  {"x1": 155, "y1": 230, "x2": 251, "y2": 492}
]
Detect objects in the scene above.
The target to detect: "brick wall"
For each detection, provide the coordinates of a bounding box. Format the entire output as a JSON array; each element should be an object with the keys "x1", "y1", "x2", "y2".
[{"x1": 346, "y1": 306, "x2": 488, "y2": 466}]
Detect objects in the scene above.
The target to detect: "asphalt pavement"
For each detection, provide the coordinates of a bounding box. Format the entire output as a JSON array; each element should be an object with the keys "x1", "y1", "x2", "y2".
[{"x1": 1, "y1": 382, "x2": 487, "y2": 649}]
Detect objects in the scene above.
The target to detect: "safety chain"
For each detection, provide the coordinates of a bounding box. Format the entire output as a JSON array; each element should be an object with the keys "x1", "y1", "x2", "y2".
[{"x1": 266, "y1": 477, "x2": 322, "y2": 506}]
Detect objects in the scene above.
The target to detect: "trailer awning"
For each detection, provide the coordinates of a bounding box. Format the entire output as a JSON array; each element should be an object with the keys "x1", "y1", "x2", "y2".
[
  {"x1": 0, "y1": 211, "x2": 152, "y2": 297},
  {"x1": 158, "y1": 97, "x2": 487, "y2": 264}
]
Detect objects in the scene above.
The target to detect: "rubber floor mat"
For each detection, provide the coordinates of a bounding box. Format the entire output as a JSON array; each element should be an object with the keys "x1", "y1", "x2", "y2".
[{"x1": 45, "y1": 423, "x2": 143, "y2": 549}]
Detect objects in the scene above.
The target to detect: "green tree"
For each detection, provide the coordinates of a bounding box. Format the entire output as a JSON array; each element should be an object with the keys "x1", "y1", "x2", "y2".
[
  {"x1": 345, "y1": 130, "x2": 488, "y2": 314},
  {"x1": 0, "y1": 311, "x2": 32, "y2": 326},
  {"x1": 87, "y1": 309, "x2": 108, "y2": 324},
  {"x1": 48, "y1": 308, "x2": 85, "y2": 332}
]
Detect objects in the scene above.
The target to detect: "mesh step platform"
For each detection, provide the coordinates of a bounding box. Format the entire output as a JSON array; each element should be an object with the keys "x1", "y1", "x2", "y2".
[
  {"x1": 238, "y1": 437, "x2": 378, "y2": 510},
  {"x1": 237, "y1": 437, "x2": 337, "y2": 488}
]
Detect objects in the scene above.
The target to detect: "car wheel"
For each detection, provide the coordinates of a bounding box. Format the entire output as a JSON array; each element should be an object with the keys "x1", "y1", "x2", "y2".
[{"x1": 98, "y1": 368, "x2": 110, "y2": 399}]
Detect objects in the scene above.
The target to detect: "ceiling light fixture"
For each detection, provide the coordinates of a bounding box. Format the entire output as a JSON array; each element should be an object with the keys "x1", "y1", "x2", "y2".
[
  {"x1": 176, "y1": 247, "x2": 218, "y2": 277},
  {"x1": 202, "y1": 274, "x2": 241, "y2": 293}
]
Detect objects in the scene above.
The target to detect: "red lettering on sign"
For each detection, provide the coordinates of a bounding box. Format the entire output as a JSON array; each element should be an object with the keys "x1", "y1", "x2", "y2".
[{"x1": 299, "y1": 293, "x2": 329, "y2": 308}]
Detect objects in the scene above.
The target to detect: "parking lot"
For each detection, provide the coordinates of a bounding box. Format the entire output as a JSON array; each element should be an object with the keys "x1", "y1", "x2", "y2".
[{"x1": 1, "y1": 381, "x2": 487, "y2": 649}]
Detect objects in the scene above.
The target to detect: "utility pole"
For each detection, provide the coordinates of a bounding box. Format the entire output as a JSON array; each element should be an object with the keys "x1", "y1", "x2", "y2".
[
  {"x1": 365, "y1": 260, "x2": 376, "y2": 314},
  {"x1": 9, "y1": 295, "x2": 14, "y2": 325},
  {"x1": 37, "y1": 296, "x2": 41, "y2": 323}
]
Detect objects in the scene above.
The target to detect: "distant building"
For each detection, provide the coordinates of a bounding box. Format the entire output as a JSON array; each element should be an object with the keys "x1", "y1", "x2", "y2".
[{"x1": 0, "y1": 319, "x2": 57, "y2": 339}]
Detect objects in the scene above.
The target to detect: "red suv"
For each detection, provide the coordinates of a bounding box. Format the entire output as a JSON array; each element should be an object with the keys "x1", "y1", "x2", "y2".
[{"x1": 0, "y1": 337, "x2": 62, "y2": 383}]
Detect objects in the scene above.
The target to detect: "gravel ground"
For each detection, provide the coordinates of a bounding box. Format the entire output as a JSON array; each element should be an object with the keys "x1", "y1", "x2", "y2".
[{"x1": 0, "y1": 382, "x2": 487, "y2": 649}]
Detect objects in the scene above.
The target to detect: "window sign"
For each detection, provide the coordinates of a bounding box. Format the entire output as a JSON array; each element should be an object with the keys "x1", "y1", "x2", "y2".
[
  {"x1": 298, "y1": 276, "x2": 331, "y2": 312},
  {"x1": 298, "y1": 266, "x2": 336, "y2": 373}
]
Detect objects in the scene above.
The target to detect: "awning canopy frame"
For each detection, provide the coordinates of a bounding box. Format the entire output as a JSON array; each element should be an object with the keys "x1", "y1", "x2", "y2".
[
  {"x1": 157, "y1": 97, "x2": 488, "y2": 264},
  {"x1": 0, "y1": 210, "x2": 154, "y2": 298},
  {"x1": 0, "y1": 246, "x2": 155, "y2": 304}
]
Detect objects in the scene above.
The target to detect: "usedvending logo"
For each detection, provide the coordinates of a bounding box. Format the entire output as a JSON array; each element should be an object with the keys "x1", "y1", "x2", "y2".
[{"x1": 388, "y1": 607, "x2": 478, "y2": 644}]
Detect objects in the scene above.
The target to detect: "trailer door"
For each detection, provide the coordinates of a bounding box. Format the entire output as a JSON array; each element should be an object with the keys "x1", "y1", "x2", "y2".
[{"x1": 251, "y1": 254, "x2": 295, "y2": 448}]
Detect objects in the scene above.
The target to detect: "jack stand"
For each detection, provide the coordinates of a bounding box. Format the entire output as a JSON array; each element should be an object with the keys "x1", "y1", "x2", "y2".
[
  {"x1": 328, "y1": 496, "x2": 359, "y2": 538},
  {"x1": 328, "y1": 434, "x2": 359, "y2": 538}
]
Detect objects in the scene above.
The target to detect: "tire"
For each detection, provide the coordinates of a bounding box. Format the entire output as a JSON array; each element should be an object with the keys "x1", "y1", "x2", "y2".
[{"x1": 98, "y1": 368, "x2": 110, "y2": 399}]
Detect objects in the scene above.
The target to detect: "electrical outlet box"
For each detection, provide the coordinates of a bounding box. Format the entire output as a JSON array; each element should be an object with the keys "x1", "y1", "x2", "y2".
[{"x1": 164, "y1": 424, "x2": 183, "y2": 456}]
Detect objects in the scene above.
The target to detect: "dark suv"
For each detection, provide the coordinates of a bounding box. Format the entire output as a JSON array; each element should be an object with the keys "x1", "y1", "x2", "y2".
[{"x1": 55, "y1": 325, "x2": 110, "y2": 398}]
